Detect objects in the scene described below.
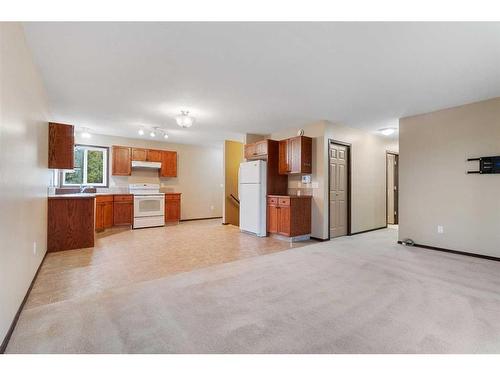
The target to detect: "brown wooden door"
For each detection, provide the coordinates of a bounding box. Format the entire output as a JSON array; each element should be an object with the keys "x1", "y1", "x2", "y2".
[
  {"x1": 103, "y1": 202, "x2": 113, "y2": 228},
  {"x1": 277, "y1": 206, "x2": 291, "y2": 236},
  {"x1": 255, "y1": 140, "x2": 268, "y2": 156},
  {"x1": 299, "y1": 136, "x2": 312, "y2": 174},
  {"x1": 113, "y1": 201, "x2": 133, "y2": 226},
  {"x1": 95, "y1": 202, "x2": 104, "y2": 231},
  {"x1": 278, "y1": 140, "x2": 289, "y2": 174},
  {"x1": 288, "y1": 137, "x2": 301, "y2": 173},
  {"x1": 147, "y1": 149, "x2": 162, "y2": 162},
  {"x1": 267, "y1": 204, "x2": 278, "y2": 233},
  {"x1": 132, "y1": 148, "x2": 147, "y2": 161},
  {"x1": 160, "y1": 151, "x2": 177, "y2": 177},
  {"x1": 244, "y1": 143, "x2": 256, "y2": 159},
  {"x1": 112, "y1": 146, "x2": 131, "y2": 176},
  {"x1": 165, "y1": 194, "x2": 181, "y2": 222},
  {"x1": 48, "y1": 122, "x2": 74, "y2": 169}
]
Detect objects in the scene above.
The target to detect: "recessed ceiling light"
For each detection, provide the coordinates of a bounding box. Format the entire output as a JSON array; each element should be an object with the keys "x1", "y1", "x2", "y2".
[
  {"x1": 81, "y1": 127, "x2": 91, "y2": 139},
  {"x1": 176, "y1": 110, "x2": 195, "y2": 128},
  {"x1": 138, "y1": 128, "x2": 144, "y2": 136},
  {"x1": 379, "y1": 128, "x2": 396, "y2": 136},
  {"x1": 150, "y1": 130, "x2": 156, "y2": 137}
]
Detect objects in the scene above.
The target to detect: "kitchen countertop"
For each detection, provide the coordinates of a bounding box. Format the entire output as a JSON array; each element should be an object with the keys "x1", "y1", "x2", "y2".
[
  {"x1": 267, "y1": 194, "x2": 313, "y2": 199},
  {"x1": 48, "y1": 193, "x2": 96, "y2": 199}
]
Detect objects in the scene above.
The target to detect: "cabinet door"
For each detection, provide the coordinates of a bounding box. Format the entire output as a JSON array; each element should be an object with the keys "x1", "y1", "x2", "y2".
[
  {"x1": 132, "y1": 148, "x2": 147, "y2": 161},
  {"x1": 255, "y1": 140, "x2": 268, "y2": 156},
  {"x1": 103, "y1": 202, "x2": 113, "y2": 228},
  {"x1": 277, "y1": 206, "x2": 291, "y2": 236},
  {"x1": 244, "y1": 143, "x2": 256, "y2": 159},
  {"x1": 95, "y1": 203, "x2": 104, "y2": 231},
  {"x1": 267, "y1": 204, "x2": 278, "y2": 233},
  {"x1": 165, "y1": 197, "x2": 181, "y2": 222},
  {"x1": 48, "y1": 123, "x2": 74, "y2": 169},
  {"x1": 300, "y1": 136, "x2": 312, "y2": 174},
  {"x1": 160, "y1": 151, "x2": 177, "y2": 177},
  {"x1": 288, "y1": 136, "x2": 301, "y2": 173},
  {"x1": 147, "y1": 149, "x2": 162, "y2": 162},
  {"x1": 278, "y1": 140, "x2": 289, "y2": 175},
  {"x1": 113, "y1": 201, "x2": 133, "y2": 226},
  {"x1": 112, "y1": 146, "x2": 131, "y2": 176}
]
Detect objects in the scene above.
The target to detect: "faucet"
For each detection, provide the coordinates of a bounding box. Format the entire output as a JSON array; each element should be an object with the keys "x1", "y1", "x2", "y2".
[{"x1": 79, "y1": 185, "x2": 86, "y2": 193}]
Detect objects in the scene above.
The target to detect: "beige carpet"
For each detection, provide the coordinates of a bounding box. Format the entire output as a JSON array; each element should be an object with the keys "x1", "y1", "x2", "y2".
[{"x1": 7, "y1": 228, "x2": 500, "y2": 353}]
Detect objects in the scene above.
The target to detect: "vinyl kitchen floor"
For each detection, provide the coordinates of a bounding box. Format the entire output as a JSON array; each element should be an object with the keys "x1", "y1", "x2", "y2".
[{"x1": 24, "y1": 219, "x2": 313, "y2": 310}]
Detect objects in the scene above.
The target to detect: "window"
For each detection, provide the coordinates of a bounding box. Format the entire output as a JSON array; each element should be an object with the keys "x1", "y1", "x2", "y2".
[{"x1": 62, "y1": 145, "x2": 109, "y2": 187}]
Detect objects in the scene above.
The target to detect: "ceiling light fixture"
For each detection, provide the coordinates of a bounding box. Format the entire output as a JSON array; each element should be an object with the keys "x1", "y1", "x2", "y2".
[
  {"x1": 175, "y1": 110, "x2": 195, "y2": 128},
  {"x1": 138, "y1": 128, "x2": 145, "y2": 136},
  {"x1": 81, "y1": 127, "x2": 91, "y2": 139},
  {"x1": 150, "y1": 130, "x2": 156, "y2": 137},
  {"x1": 379, "y1": 128, "x2": 397, "y2": 136}
]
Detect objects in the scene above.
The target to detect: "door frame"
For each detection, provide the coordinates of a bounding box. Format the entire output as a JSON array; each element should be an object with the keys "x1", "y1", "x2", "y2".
[
  {"x1": 386, "y1": 151, "x2": 399, "y2": 225},
  {"x1": 328, "y1": 139, "x2": 352, "y2": 240}
]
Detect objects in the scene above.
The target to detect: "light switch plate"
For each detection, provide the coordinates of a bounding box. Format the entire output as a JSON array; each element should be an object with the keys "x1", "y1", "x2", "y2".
[{"x1": 437, "y1": 225, "x2": 444, "y2": 234}]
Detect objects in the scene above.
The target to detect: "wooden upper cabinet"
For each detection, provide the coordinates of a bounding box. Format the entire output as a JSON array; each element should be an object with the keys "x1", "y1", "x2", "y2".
[
  {"x1": 278, "y1": 140, "x2": 289, "y2": 174},
  {"x1": 112, "y1": 146, "x2": 131, "y2": 176},
  {"x1": 147, "y1": 149, "x2": 162, "y2": 162},
  {"x1": 278, "y1": 136, "x2": 312, "y2": 175},
  {"x1": 131, "y1": 148, "x2": 147, "y2": 161},
  {"x1": 244, "y1": 140, "x2": 268, "y2": 160},
  {"x1": 48, "y1": 122, "x2": 74, "y2": 169},
  {"x1": 160, "y1": 151, "x2": 177, "y2": 177}
]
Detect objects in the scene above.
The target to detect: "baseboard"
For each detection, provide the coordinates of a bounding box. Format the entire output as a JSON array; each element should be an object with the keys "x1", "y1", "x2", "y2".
[
  {"x1": 397, "y1": 241, "x2": 500, "y2": 262},
  {"x1": 180, "y1": 216, "x2": 222, "y2": 222},
  {"x1": 349, "y1": 225, "x2": 387, "y2": 236},
  {"x1": 0, "y1": 252, "x2": 47, "y2": 354}
]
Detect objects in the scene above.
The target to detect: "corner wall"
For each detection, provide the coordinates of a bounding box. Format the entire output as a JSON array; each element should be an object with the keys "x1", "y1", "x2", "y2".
[
  {"x1": 399, "y1": 97, "x2": 500, "y2": 257},
  {"x1": 0, "y1": 23, "x2": 51, "y2": 345},
  {"x1": 271, "y1": 121, "x2": 395, "y2": 239}
]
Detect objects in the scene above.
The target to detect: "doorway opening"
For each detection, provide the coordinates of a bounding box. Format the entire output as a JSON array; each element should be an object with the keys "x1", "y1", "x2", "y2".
[
  {"x1": 386, "y1": 152, "x2": 399, "y2": 225},
  {"x1": 328, "y1": 140, "x2": 351, "y2": 239}
]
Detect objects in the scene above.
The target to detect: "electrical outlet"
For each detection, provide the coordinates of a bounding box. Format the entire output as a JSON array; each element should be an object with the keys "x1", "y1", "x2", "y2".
[
  {"x1": 437, "y1": 225, "x2": 444, "y2": 234},
  {"x1": 33, "y1": 241, "x2": 37, "y2": 255}
]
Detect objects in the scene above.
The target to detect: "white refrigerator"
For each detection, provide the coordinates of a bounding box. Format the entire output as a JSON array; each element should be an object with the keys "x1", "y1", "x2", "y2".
[{"x1": 239, "y1": 160, "x2": 267, "y2": 237}]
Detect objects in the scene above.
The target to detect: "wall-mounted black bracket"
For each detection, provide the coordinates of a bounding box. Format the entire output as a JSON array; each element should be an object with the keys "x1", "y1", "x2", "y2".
[{"x1": 467, "y1": 156, "x2": 500, "y2": 174}]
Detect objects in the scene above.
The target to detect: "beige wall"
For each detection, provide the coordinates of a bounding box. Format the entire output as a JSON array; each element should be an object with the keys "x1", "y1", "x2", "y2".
[
  {"x1": 0, "y1": 23, "x2": 51, "y2": 343},
  {"x1": 399, "y1": 97, "x2": 500, "y2": 257},
  {"x1": 223, "y1": 140, "x2": 244, "y2": 225},
  {"x1": 271, "y1": 121, "x2": 396, "y2": 239},
  {"x1": 75, "y1": 133, "x2": 223, "y2": 220}
]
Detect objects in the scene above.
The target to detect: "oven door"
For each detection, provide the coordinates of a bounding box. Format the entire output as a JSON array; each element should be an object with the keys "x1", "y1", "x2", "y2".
[{"x1": 134, "y1": 195, "x2": 164, "y2": 217}]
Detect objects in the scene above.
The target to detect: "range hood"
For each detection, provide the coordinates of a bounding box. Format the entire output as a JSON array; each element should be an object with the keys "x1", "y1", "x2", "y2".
[{"x1": 131, "y1": 160, "x2": 162, "y2": 169}]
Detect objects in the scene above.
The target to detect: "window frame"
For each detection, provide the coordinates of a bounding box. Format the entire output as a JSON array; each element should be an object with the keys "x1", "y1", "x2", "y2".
[{"x1": 60, "y1": 144, "x2": 110, "y2": 188}]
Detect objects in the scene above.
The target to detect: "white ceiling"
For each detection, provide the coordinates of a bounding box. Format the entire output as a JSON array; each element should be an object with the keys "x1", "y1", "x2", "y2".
[{"x1": 23, "y1": 22, "x2": 500, "y2": 145}]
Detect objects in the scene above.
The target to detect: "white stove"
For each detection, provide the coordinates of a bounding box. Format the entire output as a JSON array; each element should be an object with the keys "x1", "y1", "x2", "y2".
[{"x1": 128, "y1": 184, "x2": 165, "y2": 229}]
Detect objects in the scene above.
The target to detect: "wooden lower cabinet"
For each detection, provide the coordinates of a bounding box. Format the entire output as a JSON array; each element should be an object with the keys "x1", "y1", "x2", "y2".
[
  {"x1": 48, "y1": 196, "x2": 94, "y2": 252},
  {"x1": 95, "y1": 195, "x2": 113, "y2": 231},
  {"x1": 165, "y1": 193, "x2": 181, "y2": 222},
  {"x1": 95, "y1": 194, "x2": 133, "y2": 231},
  {"x1": 113, "y1": 194, "x2": 133, "y2": 226},
  {"x1": 267, "y1": 195, "x2": 312, "y2": 237}
]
